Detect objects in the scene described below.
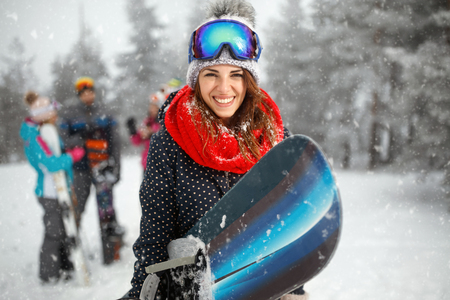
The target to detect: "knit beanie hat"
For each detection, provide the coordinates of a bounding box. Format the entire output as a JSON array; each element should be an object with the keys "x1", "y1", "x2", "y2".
[
  {"x1": 74, "y1": 77, "x2": 95, "y2": 95},
  {"x1": 186, "y1": 0, "x2": 261, "y2": 89}
]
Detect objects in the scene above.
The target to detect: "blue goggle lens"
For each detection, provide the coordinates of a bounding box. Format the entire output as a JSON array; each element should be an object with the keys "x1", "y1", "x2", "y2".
[{"x1": 189, "y1": 19, "x2": 262, "y2": 63}]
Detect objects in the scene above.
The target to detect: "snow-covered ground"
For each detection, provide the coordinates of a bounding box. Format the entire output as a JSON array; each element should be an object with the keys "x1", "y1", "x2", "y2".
[{"x1": 1, "y1": 156, "x2": 449, "y2": 299}]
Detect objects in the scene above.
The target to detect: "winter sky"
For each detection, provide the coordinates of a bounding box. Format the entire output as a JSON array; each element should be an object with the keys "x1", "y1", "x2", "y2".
[{"x1": 0, "y1": 0, "x2": 293, "y2": 90}]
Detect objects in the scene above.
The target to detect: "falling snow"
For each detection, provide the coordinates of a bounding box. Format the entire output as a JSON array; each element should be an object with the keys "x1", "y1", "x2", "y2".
[{"x1": 0, "y1": 157, "x2": 449, "y2": 299}]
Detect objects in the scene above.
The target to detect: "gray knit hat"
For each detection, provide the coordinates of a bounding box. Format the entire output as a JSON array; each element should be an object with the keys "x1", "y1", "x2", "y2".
[{"x1": 186, "y1": 0, "x2": 261, "y2": 89}]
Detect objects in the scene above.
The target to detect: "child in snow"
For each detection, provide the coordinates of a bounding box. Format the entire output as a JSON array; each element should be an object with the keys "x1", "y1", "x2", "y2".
[
  {"x1": 126, "y1": 100, "x2": 161, "y2": 171},
  {"x1": 122, "y1": 0, "x2": 307, "y2": 299},
  {"x1": 20, "y1": 91, "x2": 85, "y2": 284}
]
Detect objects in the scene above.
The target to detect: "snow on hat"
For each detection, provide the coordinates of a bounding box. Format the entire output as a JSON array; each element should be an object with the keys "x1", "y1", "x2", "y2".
[
  {"x1": 74, "y1": 77, "x2": 95, "y2": 94},
  {"x1": 29, "y1": 97, "x2": 59, "y2": 123},
  {"x1": 186, "y1": 0, "x2": 260, "y2": 89}
]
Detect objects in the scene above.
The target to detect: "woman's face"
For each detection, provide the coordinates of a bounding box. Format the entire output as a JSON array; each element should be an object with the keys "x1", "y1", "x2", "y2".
[{"x1": 198, "y1": 65, "x2": 245, "y2": 126}]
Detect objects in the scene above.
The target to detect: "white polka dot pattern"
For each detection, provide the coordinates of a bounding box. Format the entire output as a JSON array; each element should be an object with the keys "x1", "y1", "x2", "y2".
[
  {"x1": 128, "y1": 92, "x2": 290, "y2": 297},
  {"x1": 129, "y1": 124, "x2": 243, "y2": 296}
]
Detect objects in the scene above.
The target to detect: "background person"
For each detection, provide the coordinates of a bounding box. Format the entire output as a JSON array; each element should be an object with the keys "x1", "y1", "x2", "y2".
[
  {"x1": 126, "y1": 99, "x2": 161, "y2": 171},
  {"x1": 59, "y1": 77, "x2": 124, "y2": 265},
  {"x1": 20, "y1": 91, "x2": 84, "y2": 283}
]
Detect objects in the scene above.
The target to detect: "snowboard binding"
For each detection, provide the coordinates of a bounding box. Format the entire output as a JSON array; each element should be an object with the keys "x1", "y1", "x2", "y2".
[
  {"x1": 156, "y1": 249, "x2": 208, "y2": 300},
  {"x1": 140, "y1": 237, "x2": 211, "y2": 300}
]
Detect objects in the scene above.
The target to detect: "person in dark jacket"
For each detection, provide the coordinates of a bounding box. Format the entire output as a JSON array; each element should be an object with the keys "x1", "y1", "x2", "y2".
[
  {"x1": 123, "y1": 0, "x2": 307, "y2": 299},
  {"x1": 59, "y1": 77, "x2": 124, "y2": 265}
]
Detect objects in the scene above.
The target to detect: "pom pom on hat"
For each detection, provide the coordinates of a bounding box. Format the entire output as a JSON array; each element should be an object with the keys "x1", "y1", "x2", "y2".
[{"x1": 204, "y1": 0, "x2": 256, "y2": 30}]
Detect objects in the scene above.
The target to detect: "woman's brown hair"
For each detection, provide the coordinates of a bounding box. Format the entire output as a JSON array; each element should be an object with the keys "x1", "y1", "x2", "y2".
[
  {"x1": 193, "y1": 69, "x2": 277, "y2": 161},
  {"x1": 24, "y1": 91, "x2": 39, "y2": 107}
]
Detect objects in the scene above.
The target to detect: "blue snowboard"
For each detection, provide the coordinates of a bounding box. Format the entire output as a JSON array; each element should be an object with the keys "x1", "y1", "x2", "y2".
[{"x1": 186, "y1": 134, "x2": 342, "y2": 299}]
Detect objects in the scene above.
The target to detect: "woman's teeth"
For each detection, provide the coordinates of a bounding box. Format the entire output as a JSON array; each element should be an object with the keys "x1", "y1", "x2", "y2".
[{"x1": 214, "y1": 96, "x2": 234, "y2": 104}]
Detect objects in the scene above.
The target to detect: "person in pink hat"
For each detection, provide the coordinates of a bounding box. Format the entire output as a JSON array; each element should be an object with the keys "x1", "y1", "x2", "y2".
[{"x1": 127, "y1": 100, "x2": 161, "y2": 172}]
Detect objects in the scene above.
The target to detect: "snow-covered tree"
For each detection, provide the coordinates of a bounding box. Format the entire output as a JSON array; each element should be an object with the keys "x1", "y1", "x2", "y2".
[
  {"x1": 114, "y1": 0, "x2": 165, "y2": 121},
  {"x1": 179, "y1": 0, "x2": 207, "y2": 79},
  {"x1": 50, "y1": 8, "x2": 109, "y2": 106},
  {"x1": 265, "y1": 0, "x2": 443, "y2": 169},
  {"x1": 265, "y1": 0, "x2": 378, "y2": 167},
  {"x1": 310, "y1": 0, "x2": 416, "y2": 169},
  {"x1": 264, "y1": 0, "x2": 329, "y2": 143},
  {"x1": 0, "y1": 38, "x2": 36, "y2": 163},
  {"x1": 385, "y1": 1, "x2": 450, "y2": 184}
]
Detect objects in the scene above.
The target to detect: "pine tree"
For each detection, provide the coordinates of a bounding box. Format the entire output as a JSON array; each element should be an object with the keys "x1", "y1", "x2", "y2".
[
  {"x1": 264, "y1": 0, "x2": 329, "y2": 142},
  {"x1": 386, "y1": 0, "x2": 450, "y2": 182},
  {"x1": 114, "y1": 0, "x2": 164, "y2": 122},
  {"x1": 50, "y1": 6, "x2": 109, "y2": 106},
  {"x1": 264, "y1": 0, "x2": 370, "y2": 167},
  {"x1": 0, "y1": 38, "x2": 36, "y2": 163},
  {"x1": 277, "y1": 0, "x2": 421, "y2": 168},
  {"x1": 265, "y1": 0, "x2": 442, "y2": 169},
  {"x1": 181, "y1": 0, "x2": 208, "y2": 78},
  {"x1": 311, "y1": 0, "x2": 395, "y2": 168}
]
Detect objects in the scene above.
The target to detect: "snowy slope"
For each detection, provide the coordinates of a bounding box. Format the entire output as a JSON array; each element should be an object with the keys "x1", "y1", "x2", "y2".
[{"x1": 1, "y1": 156, "x2": 449, "y2": 300}]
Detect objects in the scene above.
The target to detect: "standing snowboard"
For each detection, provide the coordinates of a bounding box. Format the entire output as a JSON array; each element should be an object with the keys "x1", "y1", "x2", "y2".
[
  {"x1": 145, "y1": 134, "x2": 342, "y2": 299},
  {"x1": 86, "y1": 138, "x2": 123, "y2": 264},
  {"x1": 40, "y1": 123, "x2": 90, "y2": 286},
  {"x1": 90, "y1": 155, "x2": 124, "y2": 265}
]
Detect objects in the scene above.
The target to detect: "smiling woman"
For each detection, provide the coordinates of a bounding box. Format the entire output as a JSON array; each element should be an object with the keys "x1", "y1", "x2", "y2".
[{"x1": 122, "y1": 0, "x2": 303, "y2": 299}]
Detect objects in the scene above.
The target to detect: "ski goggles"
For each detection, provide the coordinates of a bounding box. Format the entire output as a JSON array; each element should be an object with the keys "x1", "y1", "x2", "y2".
[
  {"x1": 188, "y1": 19, "x2": 262, "y2": 63},
  {"x1": 29, "y1": 100, "x2": 60, "y2": 117}
]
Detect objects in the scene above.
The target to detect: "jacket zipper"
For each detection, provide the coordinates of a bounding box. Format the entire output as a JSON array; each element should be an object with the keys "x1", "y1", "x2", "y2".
[{"x1": 225, "y1": 171, "x2": 230, "y2": 190}]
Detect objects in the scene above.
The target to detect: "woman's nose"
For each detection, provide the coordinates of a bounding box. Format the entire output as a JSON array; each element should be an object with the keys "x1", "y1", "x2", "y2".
[{"x1": 216, "y1": 77, "x2": 231, "y2": 93}]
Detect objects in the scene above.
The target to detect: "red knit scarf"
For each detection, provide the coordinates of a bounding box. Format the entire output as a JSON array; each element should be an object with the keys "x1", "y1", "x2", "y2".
[{"x1": 165, "y1": 85, "x2": 284, "y2": 174}]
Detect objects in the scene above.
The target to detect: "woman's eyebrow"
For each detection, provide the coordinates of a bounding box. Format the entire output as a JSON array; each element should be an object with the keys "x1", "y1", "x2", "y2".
[{"x1": 202, "y1": 68, "x2": 243, "y2": 73}]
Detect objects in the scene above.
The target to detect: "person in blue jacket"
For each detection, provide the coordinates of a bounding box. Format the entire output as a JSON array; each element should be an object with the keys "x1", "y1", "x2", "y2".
[
  {"x1": 20, "y1": 91, "x2": 84, "y2": 284},
  {"x1": 122, "y1": 0, "x2": 307, "y2": 299}
]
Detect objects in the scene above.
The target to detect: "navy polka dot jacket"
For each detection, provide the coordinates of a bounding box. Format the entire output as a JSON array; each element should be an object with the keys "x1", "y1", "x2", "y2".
[{"x1": 128, "y1": 91, "x2": 290, "y2": 297}]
